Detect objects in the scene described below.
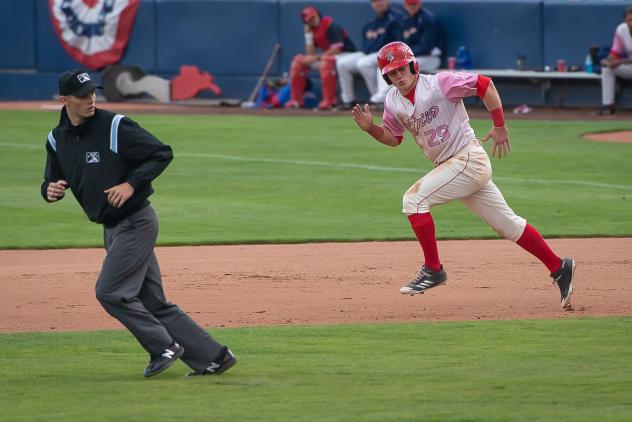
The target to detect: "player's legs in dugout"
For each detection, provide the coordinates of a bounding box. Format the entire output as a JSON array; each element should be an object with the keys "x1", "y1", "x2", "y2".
[
  {"x1": 336, "y1": 51, "x2": 365, "y2": 104},
  {"x1": 356, "y1": 52, "x2": 380, "y2": 97},
  {"x1": 601, "y1": 64, "x2": 632, "y2": 107}
]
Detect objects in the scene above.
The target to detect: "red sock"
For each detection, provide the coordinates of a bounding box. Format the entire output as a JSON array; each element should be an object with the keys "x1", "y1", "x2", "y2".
[
  {"x1": 516, "y1": 223, "x2": 561, "y2": 273},
  {"x1": 407, "y1": 213, "x2": 441, "y2": 271}
]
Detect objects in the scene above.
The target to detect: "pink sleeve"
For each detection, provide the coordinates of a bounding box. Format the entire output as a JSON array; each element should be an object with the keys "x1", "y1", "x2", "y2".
[
  {"x1": 382, "y1": 103, "x2": 405, "y2": 139},
  {"x1": 437, "y1": 71, "x2": 478, "y2": 101},
  {"x1": 612, "y1": 32, "x2": 624, "y2": 56}
]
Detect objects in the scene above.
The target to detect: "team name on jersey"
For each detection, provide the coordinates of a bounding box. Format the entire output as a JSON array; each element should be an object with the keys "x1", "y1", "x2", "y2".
[
  {"x1": 365, "y1": 28, "x2": 386, "y2": 39},
  {"x1": 407, "y1": 105, "x2": 439, "y2": 136},
  {"x1": 402, "y1": 27, "x2": 417, "y2": 40}
]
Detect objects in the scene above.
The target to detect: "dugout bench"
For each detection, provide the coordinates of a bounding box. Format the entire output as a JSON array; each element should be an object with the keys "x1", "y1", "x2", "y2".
[{"x1": 430, "y1": 69, "x2": 602, "y2": 108}]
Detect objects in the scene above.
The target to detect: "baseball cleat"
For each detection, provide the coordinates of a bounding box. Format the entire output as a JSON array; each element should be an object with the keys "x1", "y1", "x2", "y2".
[
  {"x1": 400, "y1": 265, "x2": 447, "y2": 295},
  {"x1": 551, "y1": 257, "x2": 576, "y2": 309},
  {"x1": 144, "y1": 342, "x2": 184, "y2": 378},
  {"x1": 187, "y1": 347, "x2": 237, "y2": 377},
  {"x1": 316, "y1": 100, "x2": 337, "y2": 111},
  {"x1": 284, "y1": 100, "x2": 302, "y2": 109}
]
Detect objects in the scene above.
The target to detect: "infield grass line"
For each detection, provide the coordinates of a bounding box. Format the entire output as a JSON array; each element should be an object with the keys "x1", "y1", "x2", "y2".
[
  {"x1": 179, "y1": 152, "x2": 632, "y2": 191},
  {"x1": 5, "y1": 141, "x2": 630, "y2": 192}
]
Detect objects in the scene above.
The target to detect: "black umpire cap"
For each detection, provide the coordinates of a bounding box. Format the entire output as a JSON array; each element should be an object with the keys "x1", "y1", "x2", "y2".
[{"x1": 58, "y1": 69, "x2": 103, "y2": 96}]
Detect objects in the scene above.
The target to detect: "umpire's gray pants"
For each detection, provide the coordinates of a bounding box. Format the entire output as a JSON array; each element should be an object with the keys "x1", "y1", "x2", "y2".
[{"x1": 95, "y1": 205, "x2": 222, "y2": 371}]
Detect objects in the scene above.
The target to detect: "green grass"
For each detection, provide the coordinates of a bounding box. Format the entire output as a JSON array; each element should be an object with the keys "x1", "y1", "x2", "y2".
[
  {"x1": 1, "y1": 318, "x2": 631, "y2": 421},
  {"x1": 2, "y1": 110, "x2": 630, "y2": 420},
  {"x1": 1, "y1": 110, "x2": 631, "y2": 248}
]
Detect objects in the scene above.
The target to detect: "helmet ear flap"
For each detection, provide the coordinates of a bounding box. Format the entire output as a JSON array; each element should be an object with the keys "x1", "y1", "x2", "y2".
[
  {"x1": 409, "y1": 61, "x2": 418, "y2": 74},
  {"x1": 383, "y1": 74, "x2": 392, "y2": 85}
]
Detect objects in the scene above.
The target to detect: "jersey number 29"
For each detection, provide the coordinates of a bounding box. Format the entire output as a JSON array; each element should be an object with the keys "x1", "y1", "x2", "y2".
[{"x1": 424, "y1": 124, "x2": 451, "y2": 147}]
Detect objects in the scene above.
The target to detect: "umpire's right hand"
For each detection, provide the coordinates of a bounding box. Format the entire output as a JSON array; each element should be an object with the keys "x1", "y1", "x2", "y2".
[{"x1": 47, "y1": 180, "x2": 67, "y2": 201}]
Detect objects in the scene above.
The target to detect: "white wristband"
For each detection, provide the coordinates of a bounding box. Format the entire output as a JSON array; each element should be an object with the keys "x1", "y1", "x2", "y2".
[{"x1": 304, "y1": 32, "x2": 314, "y2": 46}]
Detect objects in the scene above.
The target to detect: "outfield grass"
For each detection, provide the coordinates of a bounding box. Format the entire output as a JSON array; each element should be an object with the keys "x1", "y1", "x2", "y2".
[
  {"x1": 1, "y1": 318, "x2": 631, "y2": 421},
  {"x1": 1, "y1": 110, "x2": 631, "y2": 248}
]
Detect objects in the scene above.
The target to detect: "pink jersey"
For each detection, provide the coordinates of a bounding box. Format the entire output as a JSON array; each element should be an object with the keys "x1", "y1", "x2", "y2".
[
  {"x1": 611, "y1": 23, "x2": 632, "y2": 58},
  {"x1": 382, "y1": 71, "x2": 479, "y2": 165}
]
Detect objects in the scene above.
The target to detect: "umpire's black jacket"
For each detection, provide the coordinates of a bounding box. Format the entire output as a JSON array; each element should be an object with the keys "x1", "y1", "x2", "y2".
[{"x1": 41, "y1": 107, "x2": 173, "y2": 227}]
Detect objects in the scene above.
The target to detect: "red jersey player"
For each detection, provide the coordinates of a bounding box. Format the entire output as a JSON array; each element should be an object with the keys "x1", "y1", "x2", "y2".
[{"x1": 286, "y1": 6, "x2": 356, "y2": 110}]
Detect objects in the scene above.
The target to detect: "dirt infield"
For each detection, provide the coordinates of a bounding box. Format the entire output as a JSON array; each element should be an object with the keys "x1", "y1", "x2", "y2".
[
  {"x1": 1, "y1": 238, "x2": 631, "y2": 333},
  {"x1": 584, "y1": 130, "x2": 632, "y2": 143}
]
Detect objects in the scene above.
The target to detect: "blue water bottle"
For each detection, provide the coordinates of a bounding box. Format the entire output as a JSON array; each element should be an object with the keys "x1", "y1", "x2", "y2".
[
  {"x1": 456, "y1": 46, "x2": 472, "y2": 70},
  {"x1": 584, "y1": 54, "x2": 594, "y2": 74}
]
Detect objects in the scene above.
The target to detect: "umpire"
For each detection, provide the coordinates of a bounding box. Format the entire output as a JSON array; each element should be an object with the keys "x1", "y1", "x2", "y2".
[{"x1": 41, "y1": 69, "x2": 236, "y2": 378}]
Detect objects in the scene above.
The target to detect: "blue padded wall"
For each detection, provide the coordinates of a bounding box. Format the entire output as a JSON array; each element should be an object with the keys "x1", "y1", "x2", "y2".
[
  {"x1": 155, "y1": 0, "x2": 280, "y2": 76},
  {"x1": 118, "y1": 0, "x2": 158, "y2": 72},
  {"x1": 0, "y1": 0, "x2": 36, "y2": 68},
  {"x1": 0, "y1": 72, "x2": 60, "y2": 100},
  {"x1": 425, "y1": 0, "x2": 544, "y2": 69},
  {"x1": 0, "y1": 0, "x2": 628, "y2": 106},
  {"x1": 543, "y1": 0, "x2": 627, "y2": 69},
  {"x1": 35, "y1": 0, "x2": 82, "y2": 72}
]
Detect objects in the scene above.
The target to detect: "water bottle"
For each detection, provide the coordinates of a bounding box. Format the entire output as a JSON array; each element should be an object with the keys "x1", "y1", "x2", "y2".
[
  {"x1": 455, "y1": 46, "x2": 472, "y2": 70},
  {"x1": 584, "y1": 54, "x2": 593, "y2": 74}
]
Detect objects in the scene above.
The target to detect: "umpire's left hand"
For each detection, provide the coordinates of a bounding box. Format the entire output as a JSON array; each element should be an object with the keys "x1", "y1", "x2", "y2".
[{"x1": 104, "y1": 182, "x2": 135, "y2": 208}]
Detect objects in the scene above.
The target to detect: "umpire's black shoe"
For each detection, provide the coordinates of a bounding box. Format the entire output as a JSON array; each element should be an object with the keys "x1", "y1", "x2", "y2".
[
  {"x1": 144, "y1": 342, "x2": 184, "y2": 378},
  {"x1": 551, "y1": 257, "x2": 576, "y2": 309},
  {"x1": 187, "y1": 347, "x2": 237, "y2": 377},
  {"x1": 400, "y1": 265, "x2": 447, "y2": 295}
]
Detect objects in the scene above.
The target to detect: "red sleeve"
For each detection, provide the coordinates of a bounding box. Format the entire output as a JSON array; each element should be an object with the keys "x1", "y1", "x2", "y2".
[
  {"x1": 611, "y1": 29, "x2": 624, "y2": 58},
  {"x1": 476, "y1": 75, "x2": 491, "y2": 99}
]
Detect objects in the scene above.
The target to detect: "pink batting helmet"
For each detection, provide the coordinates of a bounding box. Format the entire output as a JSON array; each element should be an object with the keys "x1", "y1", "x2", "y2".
[{"x1": 377, "y1": 41, "x2": 419, "y2": 75}]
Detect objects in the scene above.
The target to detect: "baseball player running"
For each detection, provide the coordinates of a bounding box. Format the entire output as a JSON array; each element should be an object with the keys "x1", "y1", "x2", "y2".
[
  {"x1": 42, "y1": 69, "x2": 237, "y2": 377},
  {"x1": 351, "y1": 42, "x2": 576, "y2": 309}
]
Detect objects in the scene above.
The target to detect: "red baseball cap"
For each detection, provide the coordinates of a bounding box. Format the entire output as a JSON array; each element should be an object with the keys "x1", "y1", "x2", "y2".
[
  {"x1": 301, "y1": 6, "x2": 319, "y2": 23},
  {"x1": 404, "y1": 0, "x2": 420, "y2": 5}
]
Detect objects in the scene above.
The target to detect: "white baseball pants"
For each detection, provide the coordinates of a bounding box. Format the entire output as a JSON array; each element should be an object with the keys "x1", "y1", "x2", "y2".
[
  {"x1": 303, "y1": 51, "x2": 354, "y2": 71},
  {"x1": 402, "y1": 140, "x2": 527, "y2": 242},
  {"x1": 601, "y1": 64, "x2": 632, "y2": 105},
  {"x1": 336, "y1": 52, "x2": 379, "y2": 103}
]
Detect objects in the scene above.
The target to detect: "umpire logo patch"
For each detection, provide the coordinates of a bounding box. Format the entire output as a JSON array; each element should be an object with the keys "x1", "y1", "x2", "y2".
[
  {"x1": 86, "y1": 152, "x2": 100, "y2": 163},
  {"x1": 77, "y1": 72, "x2": 91, "y2": 83}
]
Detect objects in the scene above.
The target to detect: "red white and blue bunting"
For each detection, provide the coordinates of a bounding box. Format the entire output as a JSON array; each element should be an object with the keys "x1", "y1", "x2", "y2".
[{"x1": 48, "y1": 0, "x2": 140, "y2": 69}]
